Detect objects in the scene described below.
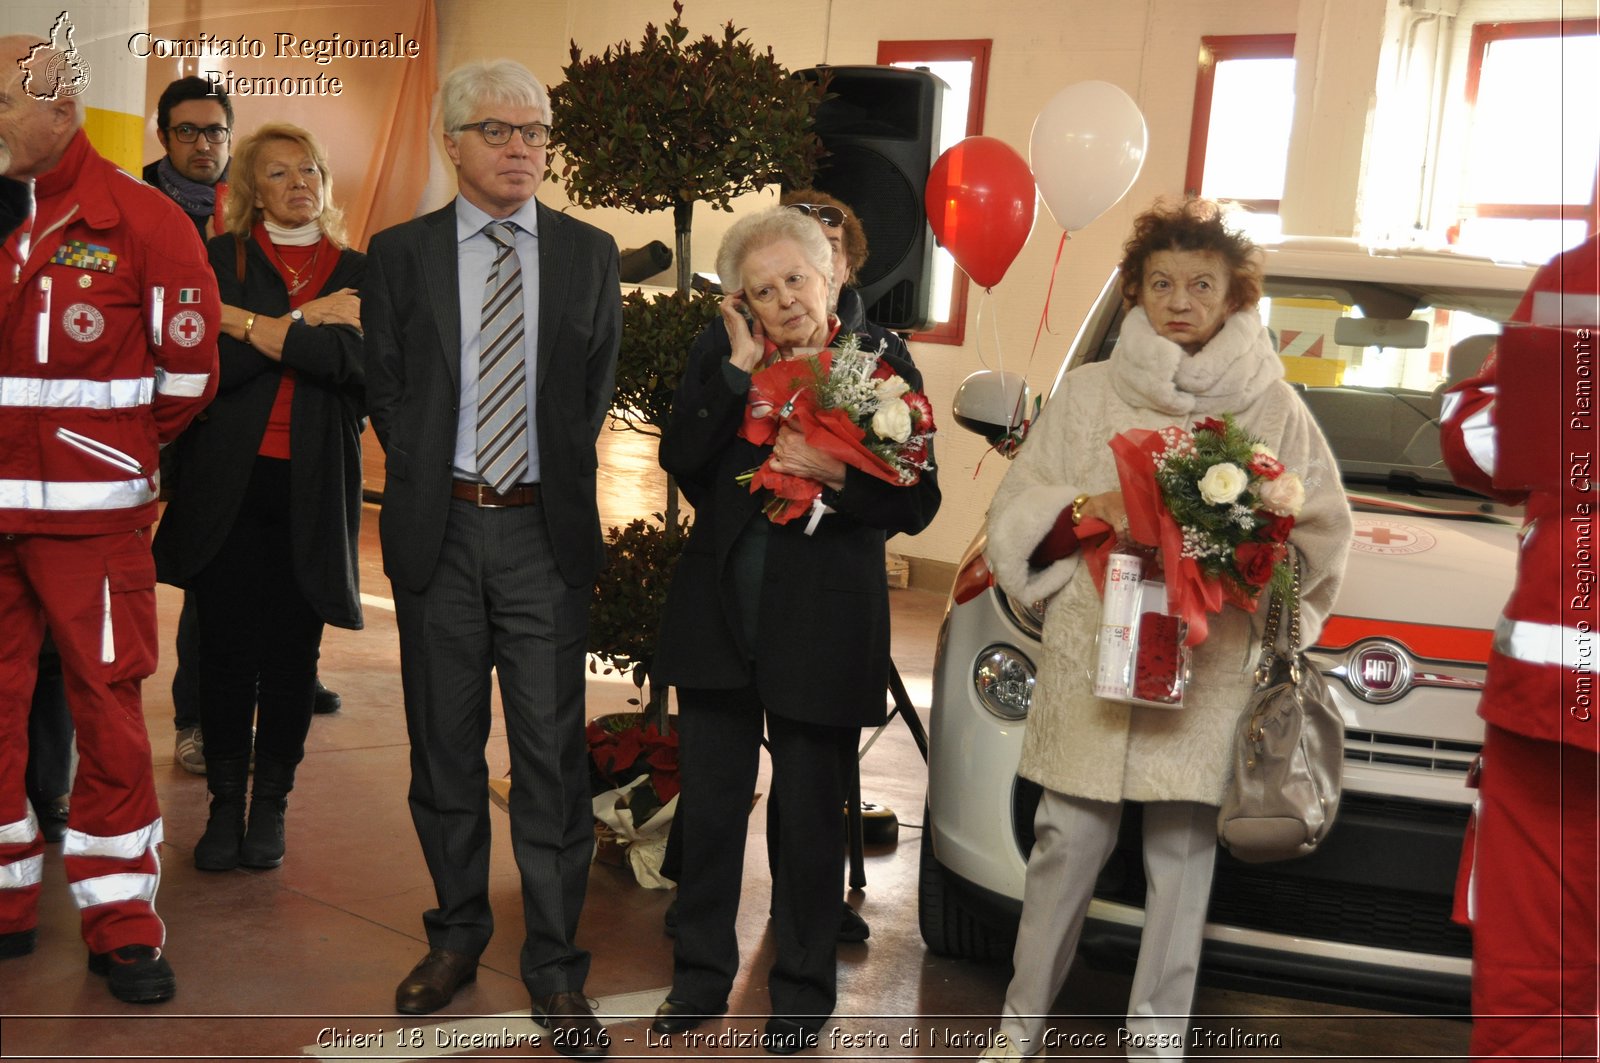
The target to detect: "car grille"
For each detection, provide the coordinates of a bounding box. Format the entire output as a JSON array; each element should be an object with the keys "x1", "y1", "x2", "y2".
[
  {"x1": 1012, "y1": 781, "x2": 1473, "y2": 959},
  {"x1": 1345, "y1": 730, "x2": 1480, "y2": 774}
]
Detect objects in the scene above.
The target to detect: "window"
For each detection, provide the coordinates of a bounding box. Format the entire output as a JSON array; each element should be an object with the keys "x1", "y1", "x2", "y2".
[
  {"x1": 879, "y1": 39, "x2": 992, "y2": 345},
  {"x1": 1185, "y1": 35, "x2": 1296, "y2": 242},
  {"x1": 1458, "y1": 19, "x2": 1599, "y2": 263}
]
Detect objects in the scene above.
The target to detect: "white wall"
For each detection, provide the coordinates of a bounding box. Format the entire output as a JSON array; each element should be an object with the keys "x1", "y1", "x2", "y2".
[{"x1": 435, "y1": 0, "x2": 1316, "y2": 580}]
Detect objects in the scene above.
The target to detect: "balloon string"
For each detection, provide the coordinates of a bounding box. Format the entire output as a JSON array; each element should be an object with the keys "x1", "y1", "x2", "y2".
[{"x1": 973, "y1": 232, "x2": 1069, "y2": 476}]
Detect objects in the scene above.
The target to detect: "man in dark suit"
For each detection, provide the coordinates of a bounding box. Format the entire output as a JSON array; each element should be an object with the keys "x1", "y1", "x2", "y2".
[{"x1": 361, "y1": 59, "x2": 620, "y2": 1060}]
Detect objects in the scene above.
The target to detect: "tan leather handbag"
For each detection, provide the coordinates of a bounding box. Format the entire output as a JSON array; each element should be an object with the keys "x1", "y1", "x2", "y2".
[{"x1": 1217, "y1": 554, "x2": 1344, "y2": 863}]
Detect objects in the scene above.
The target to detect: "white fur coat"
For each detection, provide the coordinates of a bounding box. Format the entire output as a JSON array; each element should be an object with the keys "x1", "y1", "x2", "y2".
[{"x1": 985, "y1": 308, "x2": 1353, "y2": 804}]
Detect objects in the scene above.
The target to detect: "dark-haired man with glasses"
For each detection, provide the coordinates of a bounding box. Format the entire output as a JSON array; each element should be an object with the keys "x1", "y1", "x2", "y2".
[{"x1": 143, "y1": 77, "x2": 233, "y2": 241}]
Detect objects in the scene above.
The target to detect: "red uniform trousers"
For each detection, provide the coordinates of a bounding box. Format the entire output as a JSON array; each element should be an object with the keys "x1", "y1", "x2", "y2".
[
  {"x1": 1463, "y1": 724, "x2": 1599, "y2": 1060},
  {"x1": 0, "y1": 530, "x2": 166, "y2": 953}
]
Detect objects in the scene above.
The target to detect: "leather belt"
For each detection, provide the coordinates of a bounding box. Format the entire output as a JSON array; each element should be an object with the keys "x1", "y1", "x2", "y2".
[{"x1": 451, "y1": 480, "x2": 540, "y2": 507}]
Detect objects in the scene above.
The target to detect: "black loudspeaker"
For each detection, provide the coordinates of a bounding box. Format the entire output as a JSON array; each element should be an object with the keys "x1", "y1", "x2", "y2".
[{"x1": 795, "y1": 66, "x2": 944, "y2": 332}]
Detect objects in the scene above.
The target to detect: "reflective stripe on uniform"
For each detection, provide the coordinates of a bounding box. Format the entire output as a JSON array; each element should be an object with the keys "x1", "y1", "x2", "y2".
[
  {"x1": 1456, "y1": 397, "x2": 1496, "y2": 479},
  {"x1": 0, "y1": 855, "x2": 44, "y2": 890},
  {"x1": 70, "y1": 872, "x2": 158, "y2": 909},
  {"x1": 63, "y1": 818, "x2": 162, "y2": 861},
  {"x1": 0, "y1": 477, "x2": 156, "y2": 512},
  {"x1": 153, "y1": 369, "x2": 210, "y2": 397},
  {"x1": 0, "y1": 811, "x2": 38, "y2": 846},
  {"x1": 0, "y1": 376, "x2": 155, "y2": 408},
  {"x1": 1493, "y1": 614, "x2": 1598, "y2": 670}
]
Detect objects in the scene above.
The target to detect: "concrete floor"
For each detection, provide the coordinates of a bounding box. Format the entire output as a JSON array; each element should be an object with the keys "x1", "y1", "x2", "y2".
[{"x1": 0, "y1": 428, "x2": 1473, "y2": 1061}]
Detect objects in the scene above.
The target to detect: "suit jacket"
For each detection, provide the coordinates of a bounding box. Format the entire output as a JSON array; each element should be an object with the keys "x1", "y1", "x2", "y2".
[
  {"x1": 652, "y1": 322, "x2": 941, "y2": 727},
  {"x1": 362, "y1": 200, "x2": 621, "y2": 592},
  {"x1": 154, "y1": 237, "x2": 366, "y2": 630}
]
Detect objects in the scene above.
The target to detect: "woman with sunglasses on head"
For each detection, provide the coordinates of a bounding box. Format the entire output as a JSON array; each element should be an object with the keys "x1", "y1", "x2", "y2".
[{"x1": 153, "y1": 123, "x2": 365, "y2": 873}]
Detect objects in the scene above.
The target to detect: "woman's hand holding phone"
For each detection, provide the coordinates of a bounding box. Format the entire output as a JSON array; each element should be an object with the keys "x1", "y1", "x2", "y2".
[{"x1": 722, "y1": 290, "x2": 764, "y2": 372}]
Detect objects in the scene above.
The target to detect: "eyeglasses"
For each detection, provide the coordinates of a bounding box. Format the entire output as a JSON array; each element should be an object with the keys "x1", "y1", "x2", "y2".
[
  {"x1": 787, "y1": 203, "x2": 845, "y2": 228},
  {"x1": 169, "y1": 124, "x2": 231, "y2": 145},
  {"x1": 457, "y1": 120, "x2": 552, "y2": 148}
]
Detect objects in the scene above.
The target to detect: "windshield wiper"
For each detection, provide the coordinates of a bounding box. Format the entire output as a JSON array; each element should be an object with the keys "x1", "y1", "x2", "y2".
[{"x1": 1342, "y1": 469, "x2": 1489, "y2": 500}]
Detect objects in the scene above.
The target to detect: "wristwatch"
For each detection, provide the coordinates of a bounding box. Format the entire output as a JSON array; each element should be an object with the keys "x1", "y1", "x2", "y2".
[{"x1": 290, "y1": 309, "x2": 304, "y2": 323}]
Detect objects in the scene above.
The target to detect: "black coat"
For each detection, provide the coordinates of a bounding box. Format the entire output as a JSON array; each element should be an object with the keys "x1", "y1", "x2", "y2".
[
  {"x1": 153, "y1": 235, "x2": 366, "y2": 630},
  {"x1": 652, "y1": 320, "x2": 941, "y2": 727}
]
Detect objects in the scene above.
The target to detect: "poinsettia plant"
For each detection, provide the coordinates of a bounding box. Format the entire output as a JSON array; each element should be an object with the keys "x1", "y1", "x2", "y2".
[{"x1": 587, "y1": 713, "x2": 679, "y2": 830}]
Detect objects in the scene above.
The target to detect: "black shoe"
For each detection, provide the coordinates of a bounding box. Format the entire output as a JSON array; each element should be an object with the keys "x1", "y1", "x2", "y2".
[
  {"x1": 763, "y1": 1017, "x2": 819, "y2": 1056},
  {"x1": 312, "y1": 679, "x2": 342, "y2": 715},
  {"x1": 838, "y1": 903, "x2": 869, "y2": 943},
  {"x1": 0, "y1": 928, "x2": 37, "y2": 959},
  {"x1": 88, "y1": 944, "x2": 176, "y2": 1003},
  {"x1": 37, "y1": 801, "x2": 69, "y2": 844},
  {"x1": 651, "y1": 997, "x2": 727, "y2": 1035}
]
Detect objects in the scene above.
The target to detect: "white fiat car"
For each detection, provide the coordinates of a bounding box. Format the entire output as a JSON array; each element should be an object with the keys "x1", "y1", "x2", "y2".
[{"x1": 921, "y1": 239, "x2": 1535, "y2": 1010}]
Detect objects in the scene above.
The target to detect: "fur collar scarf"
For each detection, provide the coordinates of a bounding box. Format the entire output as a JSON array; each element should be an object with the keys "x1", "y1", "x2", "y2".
[{"x1": 1110, "y1": 306, "x2": 1283, "y2": 416}]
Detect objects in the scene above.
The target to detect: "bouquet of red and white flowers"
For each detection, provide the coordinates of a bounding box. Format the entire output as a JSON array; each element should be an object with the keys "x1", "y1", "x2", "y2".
[
  {"x1": 738, "y1": 332, "x2": 936, "y2": 527},
  {"x1": 1109, "y1": 414, "x2": 1303, "y2": 645}
]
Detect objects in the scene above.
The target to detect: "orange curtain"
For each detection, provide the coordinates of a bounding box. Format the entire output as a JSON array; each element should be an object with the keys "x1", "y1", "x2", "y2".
[{"x1": 141, "y1": 0, "x2": 440, "y2": 248}]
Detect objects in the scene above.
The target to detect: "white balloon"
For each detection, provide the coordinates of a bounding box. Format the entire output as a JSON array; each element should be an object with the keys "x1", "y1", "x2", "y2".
[{"x1": 1029, "y1": 81, "x2": 1148, "y2": 232}]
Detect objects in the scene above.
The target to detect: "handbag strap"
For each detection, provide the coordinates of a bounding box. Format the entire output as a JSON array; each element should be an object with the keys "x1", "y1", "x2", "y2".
[{"x1": 1254, "y1": 551, "x2": 1304, "y2": 686}]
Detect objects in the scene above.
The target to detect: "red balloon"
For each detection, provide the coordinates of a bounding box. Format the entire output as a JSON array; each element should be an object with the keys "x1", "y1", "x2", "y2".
[{"x1": 924, "y1": 136, "x2": 1037, "y2": 289}]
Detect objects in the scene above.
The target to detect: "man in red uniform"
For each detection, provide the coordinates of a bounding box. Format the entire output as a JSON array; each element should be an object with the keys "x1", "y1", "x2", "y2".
[
  {"x1": 1440, "y1": 233, "x2": 1600, "y2": 1060},
  {"x1": 0, "y1": 34, "x2": 219, "y2": 1003}
]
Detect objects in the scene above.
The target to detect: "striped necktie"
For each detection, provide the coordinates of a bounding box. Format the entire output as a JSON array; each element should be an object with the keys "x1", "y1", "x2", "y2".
[{"x1": 477, "y1": 221, "x2": 528, "y2": 493}]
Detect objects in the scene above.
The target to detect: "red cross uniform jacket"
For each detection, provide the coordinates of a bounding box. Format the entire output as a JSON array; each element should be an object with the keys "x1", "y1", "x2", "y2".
[
  {"x1": 1439, "y1": 234, "x2": 1600, "y2": 753},
  {"x1": 0, "y1": 130, "x2": 219, "y2": 536}
]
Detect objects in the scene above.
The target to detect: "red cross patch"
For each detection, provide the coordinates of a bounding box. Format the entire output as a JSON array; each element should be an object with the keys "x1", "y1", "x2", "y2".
[
  {"x1": 168, "y1": 309, "x2": 205, "y2": 347},
  {"x1": 62, "y1": 302, "x2": 105, "y2": 342}
]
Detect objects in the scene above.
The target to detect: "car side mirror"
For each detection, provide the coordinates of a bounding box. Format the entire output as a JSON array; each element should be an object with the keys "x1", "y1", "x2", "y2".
[{"x1": 952, "y1": 370, "x2": 1032, "y2": 444}]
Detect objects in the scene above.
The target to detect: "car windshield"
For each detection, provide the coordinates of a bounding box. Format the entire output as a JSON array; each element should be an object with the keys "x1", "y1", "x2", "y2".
[{"x1": 1075, "y1": 268, "x2": 1527, "y2": 506}]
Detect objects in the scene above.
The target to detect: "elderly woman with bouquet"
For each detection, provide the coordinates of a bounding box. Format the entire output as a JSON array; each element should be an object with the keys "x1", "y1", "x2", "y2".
[
  {"x1": 979, "y1": 198, "x2": 1351, "y2": 1060},
  {"x1": 649, "y1": 207, "x2": 940, "y2": 1052}
]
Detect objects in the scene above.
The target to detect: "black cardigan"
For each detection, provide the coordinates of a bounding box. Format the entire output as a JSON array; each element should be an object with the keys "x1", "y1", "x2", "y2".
[
  {"x1": 153, "y1": 233, "x2": 366, "y2": 630},
  {"x1": 651, "y1": 320, "x2": 941, "y2": 727}
]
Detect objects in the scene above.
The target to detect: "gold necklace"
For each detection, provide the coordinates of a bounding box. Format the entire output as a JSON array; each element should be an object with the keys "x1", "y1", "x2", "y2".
[{"x1": 269, "y1": 239, "x2": 322, "y2": 297}]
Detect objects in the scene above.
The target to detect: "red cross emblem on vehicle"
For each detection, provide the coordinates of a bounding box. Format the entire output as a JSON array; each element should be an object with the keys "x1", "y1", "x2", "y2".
[
  {"x1": 61, "y1": 302, "x2": 104, "y2": 342},
  {"x1": 168, "y1": 309, "x2": 206, "y2": 347},
  {"x1": 1356, "y1": 526, "x2": 1412, "y2": 547}
]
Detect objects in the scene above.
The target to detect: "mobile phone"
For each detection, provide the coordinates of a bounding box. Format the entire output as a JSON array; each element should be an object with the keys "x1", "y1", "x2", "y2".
[{"x1": 727, "y1": 290, "x2": 755, "y2": 329}]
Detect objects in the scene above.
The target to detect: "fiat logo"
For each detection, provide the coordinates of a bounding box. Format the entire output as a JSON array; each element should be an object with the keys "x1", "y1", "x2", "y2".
[{"x1": 1347, "y1": 641, "x2": 1414, "y2": 703}]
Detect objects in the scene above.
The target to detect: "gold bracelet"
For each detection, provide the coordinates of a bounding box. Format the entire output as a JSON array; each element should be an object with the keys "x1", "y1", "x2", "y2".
[
  {"x1": 242, "y1": 312, "x2": 257, "y2": 346},
  {"x1": 1071, "y1": 492, "x2": 1091, "y2": 524}
]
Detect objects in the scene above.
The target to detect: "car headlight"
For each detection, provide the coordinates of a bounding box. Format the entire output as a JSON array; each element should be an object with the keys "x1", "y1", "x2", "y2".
[
  {"x1": 974, "y1": 644, "x2": 1036, "y2": 720},
  {"x1": 999, "y1": 593, "x2": 1046, "y2": 639}
]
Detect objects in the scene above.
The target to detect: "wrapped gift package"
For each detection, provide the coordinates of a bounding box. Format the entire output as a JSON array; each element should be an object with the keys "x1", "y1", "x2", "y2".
[{"x1": 1092, "y1": 550, "x2": 1190, "y2": 709}]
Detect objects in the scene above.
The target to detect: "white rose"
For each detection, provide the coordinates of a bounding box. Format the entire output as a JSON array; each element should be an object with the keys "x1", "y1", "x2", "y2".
[
  {"x1": 871, "y1": 399, "x2": 913, "y2": 443},
  {"x1": 873, "y1": 375, "x2": 911, "y2": 400},
  {"x1": 1197, "y1": 462, "x2": 1249, "y2": 505},
  {"x1": 1259, "y1": 472, "x2": 1306, "y2": 516}
]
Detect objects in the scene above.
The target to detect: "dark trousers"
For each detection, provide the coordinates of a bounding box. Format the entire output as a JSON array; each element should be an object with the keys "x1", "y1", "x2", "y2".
[
  {"x1": 191, "y1": 456, "x2": 323, "y2": 765},
  {"x1": 26, "y1": 632, "x2": 73, "y2": 808},
  {"x1": 170, "y1": 591, "x2": 199, "y2": 731},
  {"x1": 671, "y1": 685, "x2": 855, "y2": 1023},
  {"x1": 393, "y1": 497, "x2": 593, "y2": 997}
]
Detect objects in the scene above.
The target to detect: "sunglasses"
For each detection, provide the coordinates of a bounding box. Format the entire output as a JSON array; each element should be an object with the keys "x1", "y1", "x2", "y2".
[{"x1": 787, "y1": 203, "x2": 845, "y2": 228}]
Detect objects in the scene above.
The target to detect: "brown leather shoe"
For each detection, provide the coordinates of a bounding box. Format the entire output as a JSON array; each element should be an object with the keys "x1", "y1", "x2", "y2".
[
  {"x1": 531, "y1": 990, "x2": 610, "y2": 1060},
  {"x1": 395, "y1": 947, "x2": 477, "y2": 1014}
]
